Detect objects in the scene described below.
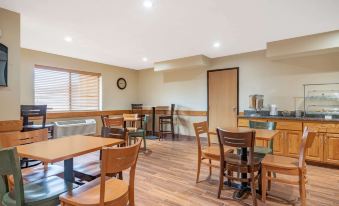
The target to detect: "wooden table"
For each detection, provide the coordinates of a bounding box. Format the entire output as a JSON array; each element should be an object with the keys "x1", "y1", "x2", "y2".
[
  {"x1": 209, "y1": 127, "x2": 279, "y2": 141},
  {"x1": 210, "y1": 127, "x2": 279, "y2": 199},
  {"x1": 16, "y1": 135, "x2": 124, "y2": 182}
]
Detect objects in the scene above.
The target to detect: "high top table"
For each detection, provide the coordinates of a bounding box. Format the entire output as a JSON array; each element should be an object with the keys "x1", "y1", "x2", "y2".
[
  {"x1": 16, "y1": 135, "x2": 124, "y2": 182},
  {"x1": 210, "y1": 127, "x2": 279, "y2": 199}
]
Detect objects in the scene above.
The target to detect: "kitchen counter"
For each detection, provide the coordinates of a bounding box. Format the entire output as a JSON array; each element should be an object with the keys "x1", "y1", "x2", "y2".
[{"x1": 238, "y1": 115, "x2": 339, "y2": 123}]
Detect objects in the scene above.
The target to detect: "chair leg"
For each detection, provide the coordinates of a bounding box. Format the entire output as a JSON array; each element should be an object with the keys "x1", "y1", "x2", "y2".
[
  {"x1": 171, "y1": 119, "x2": 175, "y2": 139},
  {"x1": 208, "y1": 159, "x2": 212, "y2": 177},
  {"x1": 143, "y1": 135, "x2": 147, "y2": 150},
  {"x1": 268, "y1": 171, "x2": 272, "y2": 191},
  {"x1": 217, "y1": 161, "x2": 225, "y2": 198},
  {"x1": 299, "y1": 172, "x2": 307, "y2": 206},
  {"x1": 250, "y1": 171, "x2": 257, "y2": 206},
  {"x1": 261, "y1": 166, "x2": 267, "y2": 203},
  {"x1": 196, "y1": 158, "x2": 201, "y2": 183},
  {"x1": 158, "y1": 120, "x2": 161, "y2": 141}
]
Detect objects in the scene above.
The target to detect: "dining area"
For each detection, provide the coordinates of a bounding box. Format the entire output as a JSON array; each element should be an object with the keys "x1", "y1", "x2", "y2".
[
  {"x1": 0, "y1": 109, "x2": 338, "y2": 206},
  {"x1": 1, "y1": 2, "x2": 339, "y2": 205}
]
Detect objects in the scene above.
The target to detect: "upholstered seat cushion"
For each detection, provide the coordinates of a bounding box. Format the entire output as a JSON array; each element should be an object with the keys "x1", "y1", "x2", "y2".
[
  {"x1": 8, "y1": 164, "x2": 64, "y2": 186},
  {"x1": 2, "y1": 176, "x2": 77, "y2": 206},
  {"x1": 202, "y1": 145, "x2": 234, "y2": 160},
  {"x1": 59, "y1": 177, "x2": 129, "y2": 206},
  {"x1": 254, "y1": 146, "x2": 273, "y2": 156}
]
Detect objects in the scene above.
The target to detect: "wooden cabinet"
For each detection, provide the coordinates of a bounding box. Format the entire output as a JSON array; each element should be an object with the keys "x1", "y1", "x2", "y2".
[
  {"x1": 238, "y1": 119, "x2": 249, "y2": 127},
  {"x1": 324, "y1": 133, "x2": 339, "y2": 165},
  {"x1": 237, "y1": 117, "x2": 339, "y2": 166},
  {"x1": 273, "y1": 130, "x2": 284, "y2": 155},
  {"x1": 285, "y1": 130, "x2": 302, "y2": 158},
  {"x1": 306, "y1": 133, "x2": 324, "y2": 162}
]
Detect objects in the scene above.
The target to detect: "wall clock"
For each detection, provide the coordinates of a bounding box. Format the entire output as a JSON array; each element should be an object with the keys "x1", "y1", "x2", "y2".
[{"x1": 117, "y1": 78, "x2": 127, "y2": 90}]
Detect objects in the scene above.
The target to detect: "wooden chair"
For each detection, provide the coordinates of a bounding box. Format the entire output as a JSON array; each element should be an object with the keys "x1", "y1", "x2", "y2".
[
  {"x1": 128, "y1": 115, "x2": 148, "y2": 150},
  {"x1": 74, "y1": 127, "x2": 127, "y2": 181},
  {"x1": 123, "y1": 113, "x2": 138, "y2": 131},
  {"x1": 101, "y1": 116, "x2": 124, "y2": 128},
  {"x1": 0, "y1": 129, "x2": 64, "y2": 187},
  {"x1": 193, "y1": 122, "x2": 234, "y2": 183},
  {"x1": 131, "y1": 104, "x2": 146, "y2": 128},
  {"x1": 217, "y1": 128, "x2": 260, "y2": 206},
  {"x1": 20, "y1": 105, "x2": 54, "y2": 136},
  {"x1": 158, "y1": 104, "x2": 175, "y2": 140},
  {"x1": 261, "y1": 127, "x2": 316, "y2": 206},
  {"x1": 249, "y1": 121, "x2": 277, "y2": 158},
  {"x1": 0, "y1": 147, "x2": 77, "y2": 206},
  {"x1": 59, "y1": 138, "x2": 142, "y2": 206}
]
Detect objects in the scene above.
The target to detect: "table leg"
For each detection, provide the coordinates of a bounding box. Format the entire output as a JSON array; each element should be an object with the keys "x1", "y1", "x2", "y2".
[
  {"x1": 64, "y1": 158, "x2": 74, "y2": 182},
  {"x1": 234, "y1": 147, "x2": 250, "y2": 200},
  {"x1": 152, "y1": 107, "x2": 155, "y2": 136}
]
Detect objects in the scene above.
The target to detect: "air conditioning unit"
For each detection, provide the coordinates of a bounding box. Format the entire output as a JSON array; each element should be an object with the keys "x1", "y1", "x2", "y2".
[{"x1": 53, "y1": 119, "x2": 96, "y2": 138}]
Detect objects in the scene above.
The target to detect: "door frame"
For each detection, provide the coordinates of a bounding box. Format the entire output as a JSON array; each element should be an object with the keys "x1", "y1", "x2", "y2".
[{"x1": 207, "y1": 67, "x2": 239, "y2": 128}]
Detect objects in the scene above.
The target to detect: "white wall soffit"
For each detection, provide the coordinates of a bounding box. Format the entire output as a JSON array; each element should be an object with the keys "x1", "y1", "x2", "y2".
[
  {"x1": 266, "y1": 30, "x2": 339, "y2": 60},
  {"x1": 154, "y1": 55, "x2": 211, "y2": 72}
]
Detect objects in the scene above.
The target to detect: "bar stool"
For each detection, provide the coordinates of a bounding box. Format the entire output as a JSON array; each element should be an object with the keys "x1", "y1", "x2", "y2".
[
  {"x1": 158, "y1": 104, "x2": 175, "y2": 140},
  {"x1": 20, "y1": 105, "x2": 54, "y2": 138},
  {"x1": 20, "y1": 105, "x2": 54, "y2": 168},
  {"x1": 131, "y1": 103, "x2": 145, "y2": 128}
]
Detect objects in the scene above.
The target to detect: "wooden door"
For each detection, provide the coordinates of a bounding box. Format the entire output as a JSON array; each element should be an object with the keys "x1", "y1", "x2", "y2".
[
  {"x1": 285, "y1": 130, "x2": 302, "y2": 158},
  {"x1": 208, "y1": 68, "x2": 238, "y2": 137},
  {"x1": 273, "y1": 130, "x2": 285, "y2": 155},
  {"x1": 324, "y1": 133, "x2": 339, "y2": 165},
  {"x1": 306, "y1": 133, "x2": 324, "y2": 162}
]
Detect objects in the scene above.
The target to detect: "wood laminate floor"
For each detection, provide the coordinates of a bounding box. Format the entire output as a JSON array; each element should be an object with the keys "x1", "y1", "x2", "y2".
[{"x1": 72, "y1": 137, "x2": 339, "y2": 206}]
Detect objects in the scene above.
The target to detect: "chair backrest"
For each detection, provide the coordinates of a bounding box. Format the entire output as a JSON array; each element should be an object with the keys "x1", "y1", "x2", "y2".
[
  {"x1": 0, "y1": 147, "x2": 24, "y2": 205},
  {"x1": 100, "y1": 115, "x2": 109, "y2": 126},
  {"x1": 249, "y1": 121, "x2": 276, "y2": 148},
  {"x1": 99, "y1": 138, "x2": 142, "y2": 206},
  {"x1": 298, "y1": 127, "x2": 316, "y2": 169},
  {"x1": 20, "y1": 105, "x2": 47, "y2": 128},
  {"x1": 193, "y1": 122, "x2": 211, "y2": 152},
  {"x1": 0, "y1": 129, "x2": 48, "y2": 148},
  {"x1": 217, "y1": 128, "x2": 256, "y2": 164},
  {"x1": 103, "y1": 117, "x2": 124, "y2": 128},
  {"x1": 131, "y1": 104, "x2": 143, "y2": 116},
  {"x1": 249, "y1": 121, "x2": 276, "y2": 130},
  {"x1": 123, "y1": 113, "x2": 138, "y2": 119},
  {"x1": 170, "y1": 104, "x2": 175, "y2": 116}
]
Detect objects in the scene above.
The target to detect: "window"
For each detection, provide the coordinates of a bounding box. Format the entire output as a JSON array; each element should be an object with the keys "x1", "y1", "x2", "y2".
[{"x1": 34, "y1": 65, "x2": 101, "y2": 112}]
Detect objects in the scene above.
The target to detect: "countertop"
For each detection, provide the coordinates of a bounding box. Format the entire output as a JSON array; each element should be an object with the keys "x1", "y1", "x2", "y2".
[{"x1": 238, "y1": 115, "x2": 339, "y2": 123}]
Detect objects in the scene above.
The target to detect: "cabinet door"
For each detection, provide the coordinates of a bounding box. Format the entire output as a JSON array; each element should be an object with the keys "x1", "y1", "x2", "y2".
[
  {"x1": 306, "y1": 133, "x2": 324, "y2": 162},
  {"x1": 273, "y1": 130, "x2": 284, "y2": 155},
  {"x1": 324, "y1": 133, "x2": 339, "y2": 165},
  {"x1": 285, "y1": 130, "x2": 302, "y2": 158}
]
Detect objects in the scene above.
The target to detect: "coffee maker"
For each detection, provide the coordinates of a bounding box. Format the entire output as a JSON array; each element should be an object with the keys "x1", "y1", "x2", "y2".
[{"x1": 249, "y1": 95, "x2": 264, "y2": 115}]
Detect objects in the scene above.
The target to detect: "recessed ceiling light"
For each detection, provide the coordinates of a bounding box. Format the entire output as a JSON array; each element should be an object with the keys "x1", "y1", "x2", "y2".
[
  {"x1": 64, "y1": 36, "x2": 72, "y2": 42},
  {"x1": 142, "y1": 57, "x2": 148, "y2": 62},
  {"x1": 143, "y1": 0, "x2": 153, "y2": 8},
  {"x1": 213, "y1": 42, "x2": 220, "y2": 48}
]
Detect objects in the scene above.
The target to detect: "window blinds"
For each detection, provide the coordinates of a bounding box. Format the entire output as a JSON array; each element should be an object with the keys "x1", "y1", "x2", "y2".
[{"x1": 34, "y1": 65, "x2": 101, "y2": 111}]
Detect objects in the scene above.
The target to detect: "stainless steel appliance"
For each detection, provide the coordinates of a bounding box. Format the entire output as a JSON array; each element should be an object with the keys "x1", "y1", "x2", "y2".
[{"x1": 249, "y1": 94, "x2": 264, "y2": 112}]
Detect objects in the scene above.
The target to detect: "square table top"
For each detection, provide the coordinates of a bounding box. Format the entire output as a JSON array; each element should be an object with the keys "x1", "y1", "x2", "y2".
[
  {"x1": 209, "y1": 127, "x2": 279, "y2": 141},
  {"x1": 16, "y1": 135, "x2": 124, "y2": 163}
]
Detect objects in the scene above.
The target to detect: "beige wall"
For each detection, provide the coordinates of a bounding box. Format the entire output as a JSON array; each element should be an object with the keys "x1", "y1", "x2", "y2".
[
  {"x1": 21, "y1": 49, "x2": 139, "y2": 110},
  {"x1": 0, "y1": 8, "x2": 21, "y2": 120},
  {"x1": 138, "y1": 50, "x2": 339, "y2": 135}
]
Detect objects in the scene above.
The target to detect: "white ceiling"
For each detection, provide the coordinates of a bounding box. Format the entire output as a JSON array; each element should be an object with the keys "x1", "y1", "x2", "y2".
[{"x1": 0, "y1": 0, "x2": 338, "y2": 70}]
